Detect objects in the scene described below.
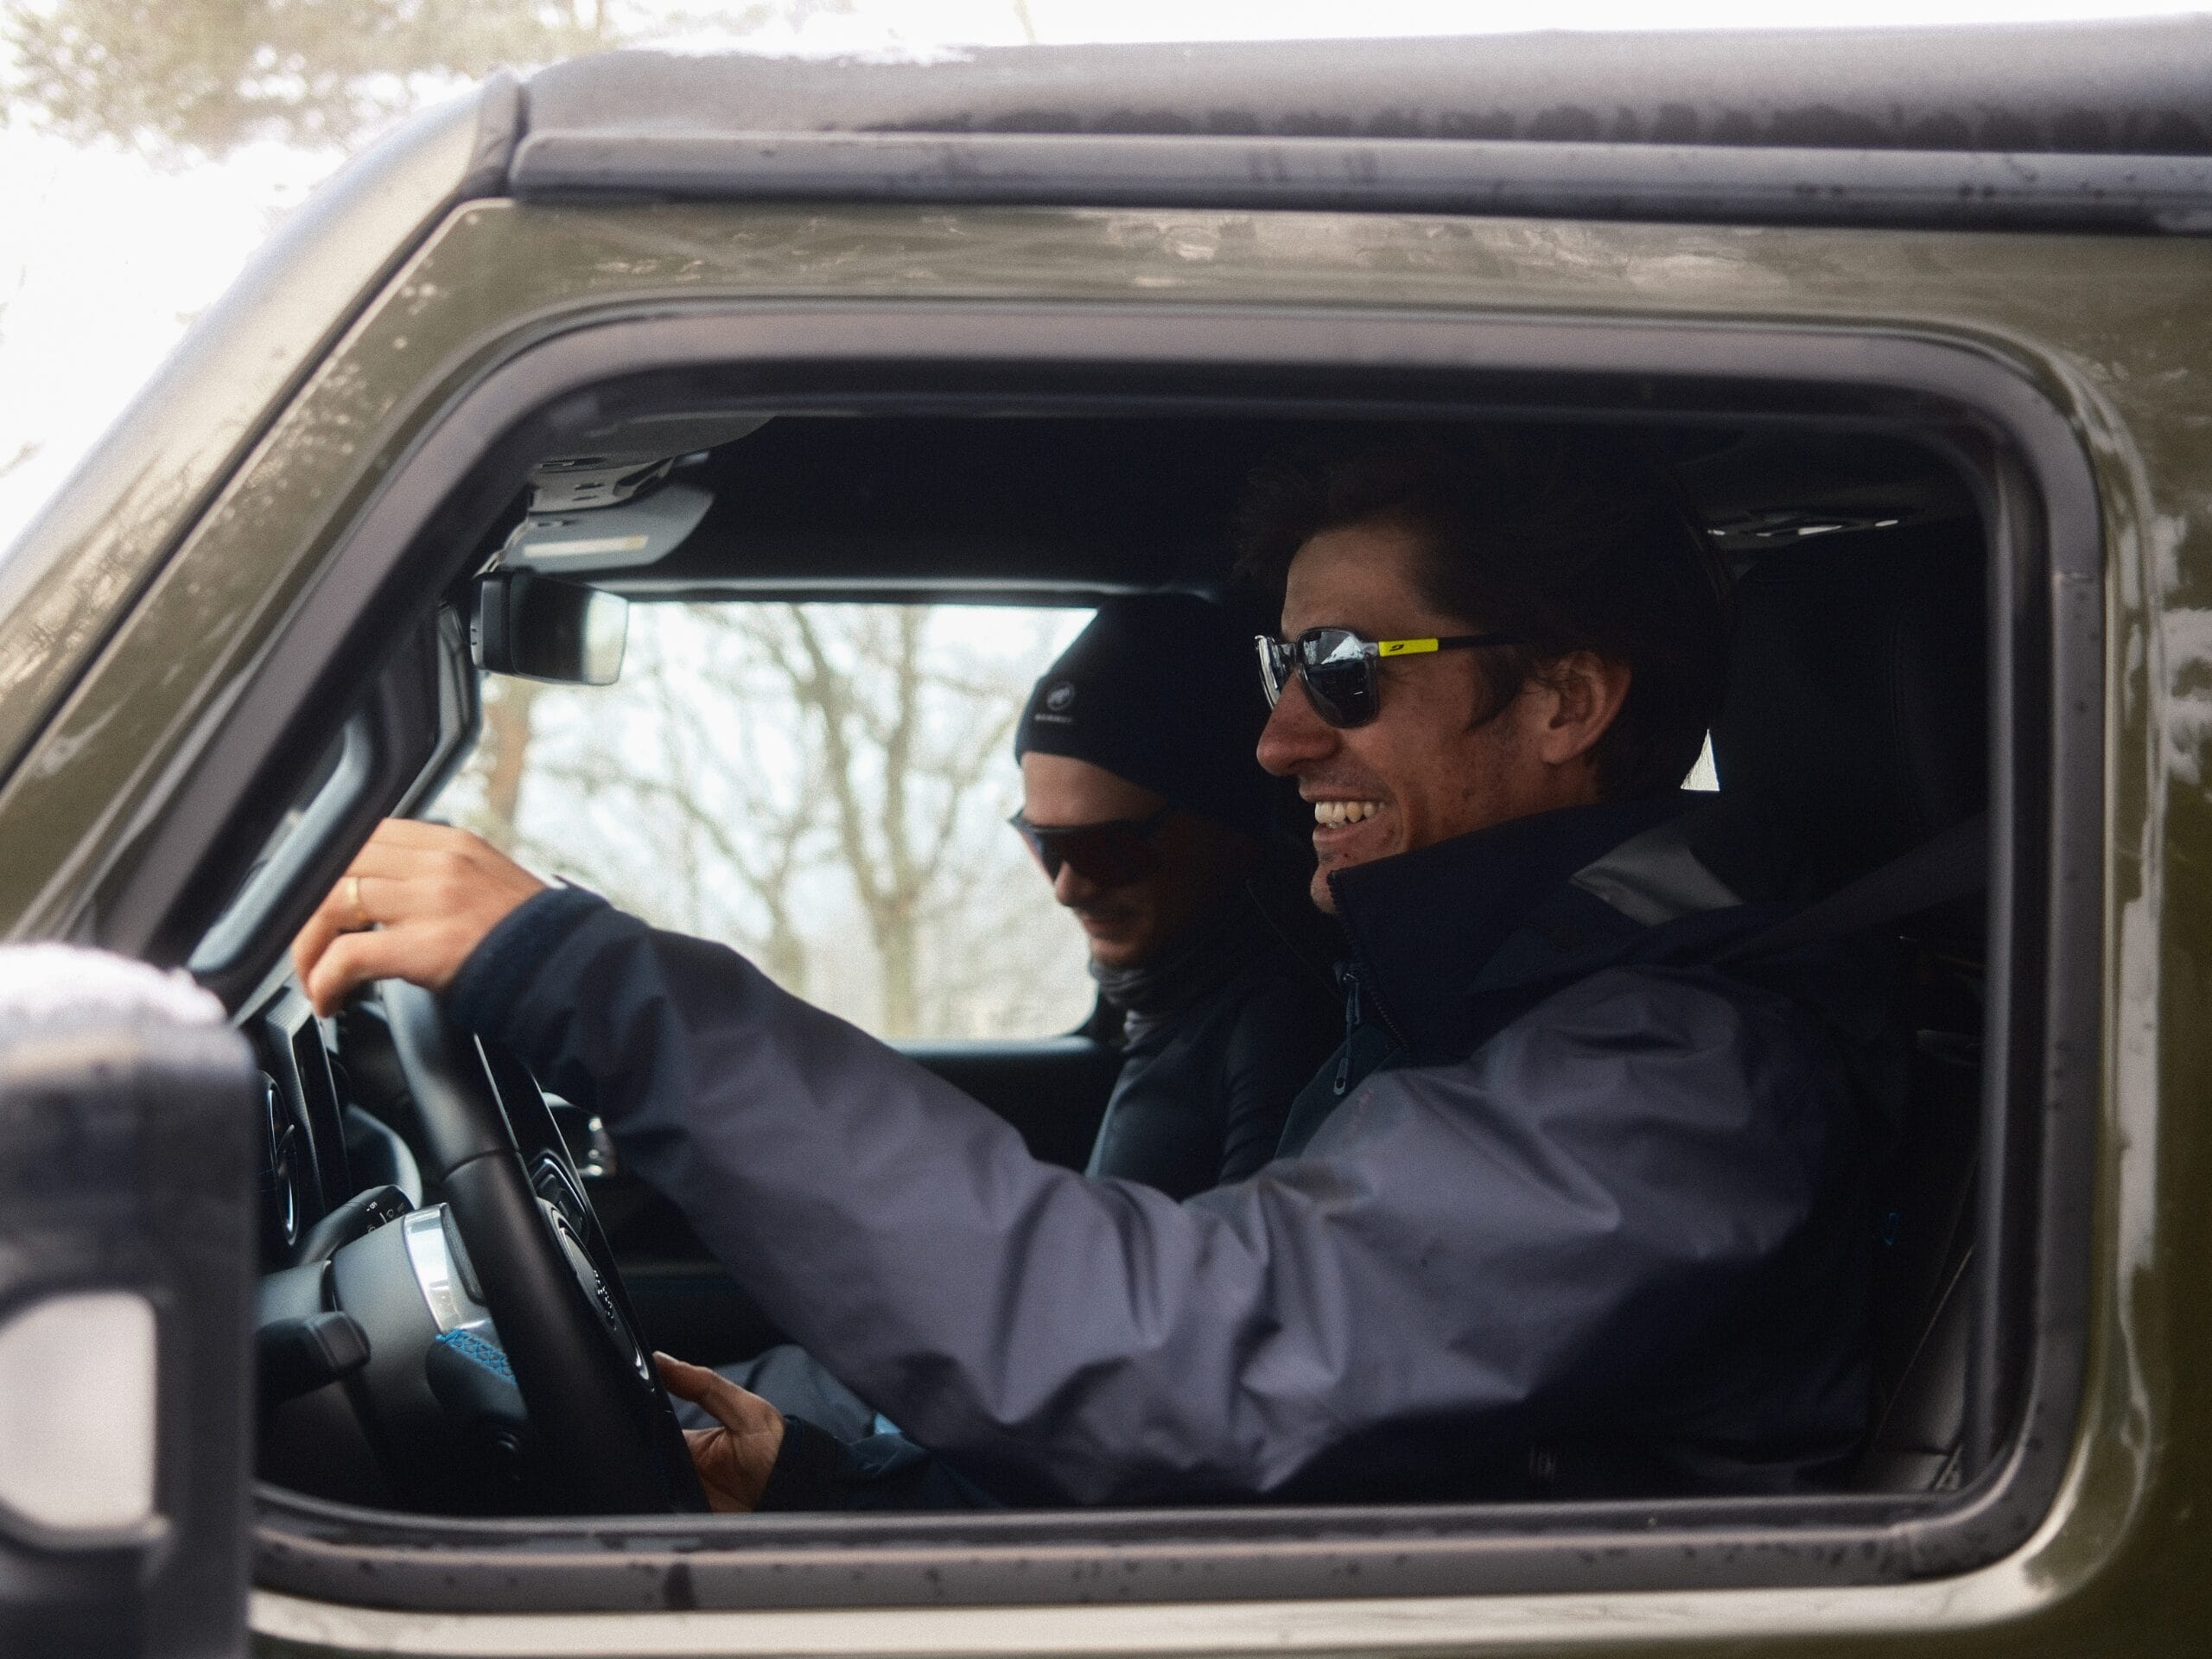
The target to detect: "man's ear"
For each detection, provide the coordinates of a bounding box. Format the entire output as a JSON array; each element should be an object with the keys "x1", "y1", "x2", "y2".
[{"x1": 1533, "y1": 652, "x2": 1633, "y2": 767}]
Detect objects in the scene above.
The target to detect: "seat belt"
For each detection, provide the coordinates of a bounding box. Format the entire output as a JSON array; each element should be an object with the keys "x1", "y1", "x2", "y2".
[{"x1": 1721, "y1": 811, "x2": 1988, "y2": 963}]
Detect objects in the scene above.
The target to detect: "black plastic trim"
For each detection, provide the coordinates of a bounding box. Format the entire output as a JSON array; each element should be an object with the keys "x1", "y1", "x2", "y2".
[
  {"x1": 512, "y1": 129, "x2": 2212, "y2": 235},
  {"x1": 151, "y1": 613, "x2": 442, "y2": 1009},
  {"x1": 161, "y1": 299, "x2": 2106, "y2": 1611},
  {"x1": 0, "y1": 988, "x2": 258, "y2": 1653}
]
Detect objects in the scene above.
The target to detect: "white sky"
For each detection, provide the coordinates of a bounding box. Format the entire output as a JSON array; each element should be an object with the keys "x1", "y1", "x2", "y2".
[{"x1": 0, "y1": 0, "x2": 2206, "y2": 557}]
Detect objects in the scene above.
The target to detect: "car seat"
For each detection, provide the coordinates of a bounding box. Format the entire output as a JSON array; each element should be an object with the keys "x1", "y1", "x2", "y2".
[{"x1": 1700, "y1": 516, "x2": 1988, "y2": 1493}]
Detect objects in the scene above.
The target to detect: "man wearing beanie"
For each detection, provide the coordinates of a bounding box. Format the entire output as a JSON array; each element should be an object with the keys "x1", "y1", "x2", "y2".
[
  {"x1": 1014, "y1": 594, "x2": 1337, "y2": 1198},
  {"x1": 652, "y1": 599, "x2": 1338, "y2": 1507},
  {"x1": 653, "y1": 599, "x2": 1340, "y2": 1509}
]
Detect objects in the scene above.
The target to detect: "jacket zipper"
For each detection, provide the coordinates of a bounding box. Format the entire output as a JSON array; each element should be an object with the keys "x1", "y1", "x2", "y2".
[{"x1": 1333, "y1": 963, "x2": 1364, "y2": 1096}]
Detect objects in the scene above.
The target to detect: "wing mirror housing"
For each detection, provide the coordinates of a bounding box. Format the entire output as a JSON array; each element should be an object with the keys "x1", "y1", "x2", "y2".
[
  {"x1": 0, "y1": 947, "x2": 257, "y2": 1656},
  {"x1": 471, "y1": 572, "x2": 628, "y2": 685}
]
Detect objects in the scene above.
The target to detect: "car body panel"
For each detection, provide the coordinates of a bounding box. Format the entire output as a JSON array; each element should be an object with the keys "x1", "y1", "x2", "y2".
[{"x1": 0, "y1": 193, "x2": 2201, "y2": 1652}]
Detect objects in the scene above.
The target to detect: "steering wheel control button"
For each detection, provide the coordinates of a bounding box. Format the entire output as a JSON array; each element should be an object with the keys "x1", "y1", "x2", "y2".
[
  {"x1": 424, "y1": 1330, "x2": 533, "y2": 1494},
  {"x1": 434, "y1": 1328, "x2": 515, "y2": 1385}
]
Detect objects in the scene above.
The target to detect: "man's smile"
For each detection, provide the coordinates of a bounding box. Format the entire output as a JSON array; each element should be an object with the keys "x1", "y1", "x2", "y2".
[
  {"x1": 1312, "y1": 799, "x2": 1382, "y2": 827},
  {"x1": 1306, "y1": 794, "x2": 1395, "y2": 868}
]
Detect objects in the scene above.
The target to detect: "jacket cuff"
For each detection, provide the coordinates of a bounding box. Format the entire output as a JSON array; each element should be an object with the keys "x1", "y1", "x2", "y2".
[
  {"x1": 753, "y1": 1414, "x2": 853, "y2": 1511},
  {"x1": 444, "y1": 886, "x2": 608, "y2": 1037}
]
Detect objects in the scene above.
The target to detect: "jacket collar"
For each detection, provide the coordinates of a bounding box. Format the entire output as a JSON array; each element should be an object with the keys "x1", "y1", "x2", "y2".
[{"x1": 1325, "y1": 795, "x2": 1748, "y2": 1065}]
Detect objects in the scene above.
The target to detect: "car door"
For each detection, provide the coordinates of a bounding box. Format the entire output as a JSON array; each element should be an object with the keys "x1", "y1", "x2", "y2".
[{"x1": 0, "y1": 17, "x2": 2196, "y2": 1658}]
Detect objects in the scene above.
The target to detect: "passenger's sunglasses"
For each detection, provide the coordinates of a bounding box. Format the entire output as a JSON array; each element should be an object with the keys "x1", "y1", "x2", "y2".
[
  {"x1": 1008, "y1": 804, "x2": 1177, "y2": 887},
  {"x1": 1255, "y1": 627, "x2": 1524, "y2": 728}
]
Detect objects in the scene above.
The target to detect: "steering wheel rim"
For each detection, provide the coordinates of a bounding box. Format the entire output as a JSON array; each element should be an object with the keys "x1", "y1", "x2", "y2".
[{"x1": 380, "y1": 979, "x2": 707, "y2": 1514}]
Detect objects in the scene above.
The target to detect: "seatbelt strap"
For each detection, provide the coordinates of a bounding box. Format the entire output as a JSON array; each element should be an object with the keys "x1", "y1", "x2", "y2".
[{"x1": 1721, "y1": 811, "x2": 1987, "y2": 963}]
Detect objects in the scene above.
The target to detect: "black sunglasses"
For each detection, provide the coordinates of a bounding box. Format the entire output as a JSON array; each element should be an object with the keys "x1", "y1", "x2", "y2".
[
  {"x1": 1008, "y1": 804, "x2": 1177, "y2": 887},
  {"x1": 1255, "y1": 626, "x2": 1523, "y2": 728}
]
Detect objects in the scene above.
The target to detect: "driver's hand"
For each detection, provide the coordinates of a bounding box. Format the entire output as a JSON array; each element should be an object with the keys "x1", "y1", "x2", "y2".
[
  {"x1": 290, "y1": 819, "x2": 548, "y2": 1017},
  {"x1": 654, "y1": 1353, "x2": 787, "y2": 1514}
]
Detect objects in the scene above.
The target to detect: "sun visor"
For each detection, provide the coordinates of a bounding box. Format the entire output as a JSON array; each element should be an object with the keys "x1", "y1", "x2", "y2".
[{"x1": 502, "y1": 479, "x2": 715, "y2": 574}]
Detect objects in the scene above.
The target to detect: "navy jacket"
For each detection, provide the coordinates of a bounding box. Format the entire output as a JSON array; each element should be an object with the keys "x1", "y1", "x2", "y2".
[
  {"x1": 450, "y1": 798, "x2": 1897, "y2": 1504},
  {"x1": 1087, "y1": 945, "x2": 1338, "y2": 1198}
]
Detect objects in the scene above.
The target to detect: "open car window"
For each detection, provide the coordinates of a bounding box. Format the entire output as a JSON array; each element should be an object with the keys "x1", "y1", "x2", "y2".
[{"x1": 436, "y1": 603, "x2": 1096, "y2": 1041}]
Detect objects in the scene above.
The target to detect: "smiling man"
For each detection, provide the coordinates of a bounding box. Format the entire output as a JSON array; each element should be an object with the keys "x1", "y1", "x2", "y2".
[{"x1": 296, "y1": 425, "x2": 1897, "y2": 1509}]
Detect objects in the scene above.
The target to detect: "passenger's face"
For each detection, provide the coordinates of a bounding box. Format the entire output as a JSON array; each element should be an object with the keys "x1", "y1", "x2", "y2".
[
  {"x1": 1020, "y1": 753, "x2": 1252, "y2": 969},
  {"x1": 1255, "y1": 520, "x2": 1611, "y2": 913}
]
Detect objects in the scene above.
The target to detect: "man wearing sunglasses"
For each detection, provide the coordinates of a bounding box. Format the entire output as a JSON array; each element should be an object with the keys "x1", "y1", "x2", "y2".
[{"x1": 299, "y1": 427, "x2": 1894, "y2": 1510}]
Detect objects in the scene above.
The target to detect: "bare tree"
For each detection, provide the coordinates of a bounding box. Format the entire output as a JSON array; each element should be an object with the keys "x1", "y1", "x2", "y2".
[
  {"x1": 447, "y1": 601, "x2": 1090, "y2": 1040},
  {"x1": 3, "y1": 0, "x2": 613, "y2": 155},
  {"x1": 473, "y1": 677, "x2": 543, "y2": 855},
  {"x1": 2, "y1": 0, "x2": 860, "y2": 157},
  {"x1": 761, "y1": 606, "x2": 1027, "y2": 1037}
]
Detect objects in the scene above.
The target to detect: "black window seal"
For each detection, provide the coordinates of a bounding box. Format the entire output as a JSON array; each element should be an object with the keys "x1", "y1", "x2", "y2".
[
  {"x1": 509, "y1": 128, "x2": 2212, "y2": 238},
  {"x1": 99, "y1": 301, "x2": 2094, "y2": 1610}
]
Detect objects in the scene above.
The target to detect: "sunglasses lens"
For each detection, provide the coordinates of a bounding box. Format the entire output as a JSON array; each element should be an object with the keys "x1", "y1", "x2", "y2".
[
  {"x1": 1255, "y1": 636, "x2": 1290, "y2": 707},
  {"x1": 1298, "y1": 630, "x2": 1376, "y2": 728},
  {"x1": 1056, "y1": 827, "x2": 1155, "y2": 886},
  {"x1": 1012, "y1": 818, "x2": 1159, "y2": 887}
]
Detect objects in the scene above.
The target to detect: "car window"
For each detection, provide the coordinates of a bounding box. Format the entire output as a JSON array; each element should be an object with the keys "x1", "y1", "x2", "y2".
[{"x1": 437, "y1": 601, "x2": 1096, "y2": 1041}]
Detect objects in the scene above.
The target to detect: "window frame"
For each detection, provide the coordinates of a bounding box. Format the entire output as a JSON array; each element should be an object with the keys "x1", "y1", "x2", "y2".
[{"x1": 119, "y1": 301, "x2": 2094, "y2": 1609}]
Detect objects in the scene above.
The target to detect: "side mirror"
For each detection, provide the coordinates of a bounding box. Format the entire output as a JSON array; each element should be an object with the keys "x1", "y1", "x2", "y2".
[
  {"x1": 471, "y1": 572, "x2": 628, "y2": 685},
  {"x1": 0, "y1": 948, "x2": 257, "y2": 1656}
]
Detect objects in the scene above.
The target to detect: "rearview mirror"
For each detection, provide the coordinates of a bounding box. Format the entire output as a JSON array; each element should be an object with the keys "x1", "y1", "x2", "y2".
[{"x1": 471, "y1": 573, "x2": 627, "y2": 685}]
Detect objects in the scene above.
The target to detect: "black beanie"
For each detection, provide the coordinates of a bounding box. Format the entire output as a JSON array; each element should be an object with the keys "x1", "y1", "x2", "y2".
[{"x1": 1014, "y1": 594, "x2": 1274, "y2": 840}]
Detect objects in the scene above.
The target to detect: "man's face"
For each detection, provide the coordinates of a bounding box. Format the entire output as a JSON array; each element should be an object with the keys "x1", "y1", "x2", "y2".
[
  {"x1": 1256, "y1": 520, "x2": 1605, "y2": 913},
  {"x1": 1019, "y1": 753, "x2": 1250, "y2": 969}
]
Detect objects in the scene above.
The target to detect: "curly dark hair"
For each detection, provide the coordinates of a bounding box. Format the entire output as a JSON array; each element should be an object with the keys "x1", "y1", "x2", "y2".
[{"x1": 1233, "y1": 425, "x2": 1731, "y2": 801}]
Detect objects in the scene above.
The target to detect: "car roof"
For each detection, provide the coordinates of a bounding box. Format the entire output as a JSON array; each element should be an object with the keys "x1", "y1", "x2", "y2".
[
  {"x1": 503, "y1": 20, "x2": 2212, "y2": 234},
  {"x1": 521, "y1": 19, "x2": 2212, "y2": 155}
]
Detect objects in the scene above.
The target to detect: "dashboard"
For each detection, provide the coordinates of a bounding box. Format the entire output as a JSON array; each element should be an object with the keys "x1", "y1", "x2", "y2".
[{"x1": 246, "y1": 988, "x2": 422, "y2": 1270}]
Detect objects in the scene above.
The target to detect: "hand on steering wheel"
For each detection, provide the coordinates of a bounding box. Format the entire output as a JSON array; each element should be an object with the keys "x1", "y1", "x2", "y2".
[
  {"x1": 292, "y1": 820, "x2": 545, "y2": 1016},
  {"x1": 655, "y1": 1355, "x2": 787, "y2": 1513}
]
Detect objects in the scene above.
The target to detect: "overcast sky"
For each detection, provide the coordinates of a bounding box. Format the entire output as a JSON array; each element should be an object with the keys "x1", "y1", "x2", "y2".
[{"x1": 1, "y1": 0, "x2": 2204, "y2": 559}]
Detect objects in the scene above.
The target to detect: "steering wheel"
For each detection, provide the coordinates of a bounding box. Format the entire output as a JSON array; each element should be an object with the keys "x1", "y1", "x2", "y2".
[{"x1": 379, "y1": 979, "x2": 707, "y2": 1513}]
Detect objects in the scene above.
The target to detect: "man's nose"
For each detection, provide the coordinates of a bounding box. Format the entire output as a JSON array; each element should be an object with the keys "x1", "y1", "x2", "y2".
[
  {"x1": 1255, "y1": 677, "x2": 1336, "y2": 777},
  {"x1": 1052, "y1": 861, "x2": 1096, "y2": 908}
]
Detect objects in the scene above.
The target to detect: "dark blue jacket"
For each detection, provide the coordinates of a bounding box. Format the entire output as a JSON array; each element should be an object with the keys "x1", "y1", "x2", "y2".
[
  {"x1": 1087, "y1": 941, "x2": 1338, "y2": 1198},
  {"x1": 451, "y1": 798, "x2": 1897, "y2": 1504}
]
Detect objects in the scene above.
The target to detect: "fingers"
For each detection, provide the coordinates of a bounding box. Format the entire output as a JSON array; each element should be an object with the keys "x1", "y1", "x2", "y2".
[
  {"x1": 289, "y1": 819, "x2": 548, "y2": 1016},
  {"x1": 653, "y1": 1352, "x2": 771, "y2": 1430},
  {"x1": 300, "y1": 924, "x2": 464, "y2": 1019},
  {"x1": 653, "y1": 1352, "x2": 718, "y2": 1403},
  {"x1": 658, "y1": 1356, "x2": 786, "y2": 1515}
]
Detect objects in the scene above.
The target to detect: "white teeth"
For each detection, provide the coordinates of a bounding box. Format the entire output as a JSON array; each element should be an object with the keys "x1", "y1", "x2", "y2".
[{"x1": 1313, "y1": 799, "x2": 1382, "y2": 828}]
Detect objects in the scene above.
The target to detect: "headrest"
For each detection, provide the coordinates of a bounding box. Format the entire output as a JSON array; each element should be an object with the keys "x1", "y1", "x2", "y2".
[{"x1": 1700, "y1": 520, "x2": 1986, "y2": 904}]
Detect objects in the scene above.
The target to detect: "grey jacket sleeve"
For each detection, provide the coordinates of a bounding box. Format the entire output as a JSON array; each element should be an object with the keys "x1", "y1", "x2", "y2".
[{"x1": 457, "y1": 893, "x2": 1861, "y2": 1504}]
